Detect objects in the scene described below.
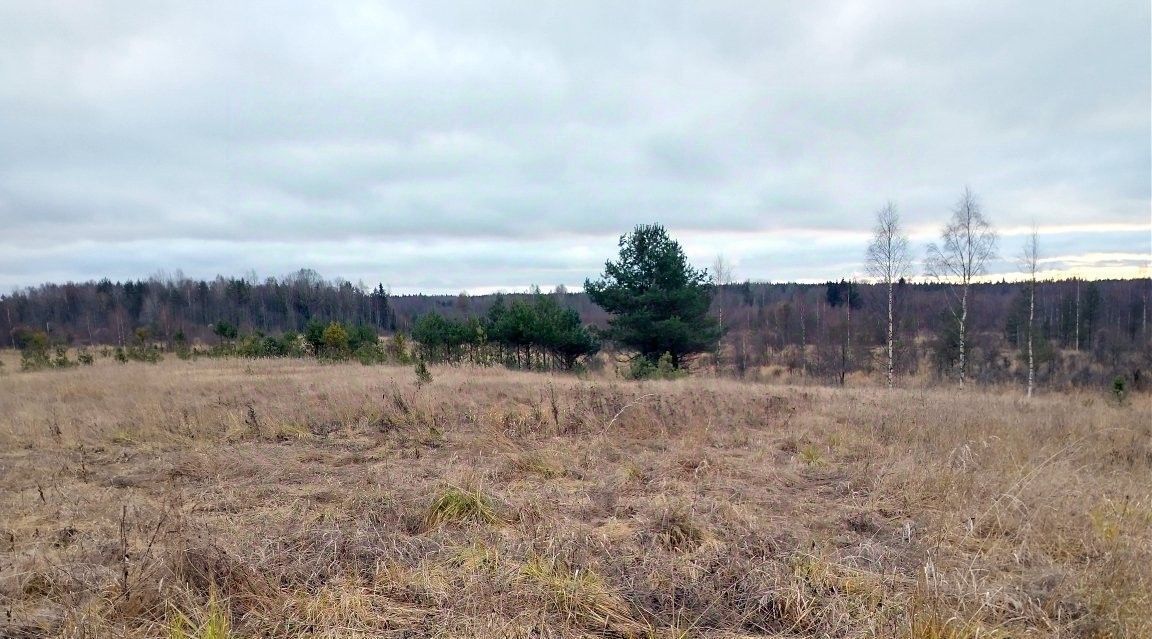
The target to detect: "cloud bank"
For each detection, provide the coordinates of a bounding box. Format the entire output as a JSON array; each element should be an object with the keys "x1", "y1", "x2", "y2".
[{"x1": 1, "y1": 1, "x2": 1148, "y2": 291}]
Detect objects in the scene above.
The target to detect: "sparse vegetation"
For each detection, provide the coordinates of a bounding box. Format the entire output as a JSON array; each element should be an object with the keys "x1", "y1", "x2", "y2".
[
  {"x1": 414, "y1": 358, "x2": 433, "y2": 386},
  {"x1": 0, "y1": 356, "x2": 1148, "y2": 637}
]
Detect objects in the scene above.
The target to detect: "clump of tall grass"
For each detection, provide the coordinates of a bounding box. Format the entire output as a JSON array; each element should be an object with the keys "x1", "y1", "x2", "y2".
[
  {"x1": 655, "y1": 508, "x2": 706, "y2": 551},
  {"x1": 798, "y1": 443, "x2": 824, "y2": 466},
  {"x1": 510, "y1": 452, "x2": 566, "y2": 479},
  {"x1": 167, "y1": 593, "x2": 233, "y2": 639},
  {"x1": 423, "y1": 486, "x2": 501, "y2": 529},
  {"x1": 520, "y1": 555, "x2": 640, "y2": 634}
]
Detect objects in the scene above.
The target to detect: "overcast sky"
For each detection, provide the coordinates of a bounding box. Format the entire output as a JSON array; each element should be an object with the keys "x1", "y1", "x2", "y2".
[{"x1": 1, "y1": 1, "x2": 1149, "y2": 293}]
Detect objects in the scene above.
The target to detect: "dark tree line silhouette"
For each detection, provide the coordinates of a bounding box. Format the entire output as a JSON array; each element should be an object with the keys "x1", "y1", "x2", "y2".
[{"x1": 1, "y1": 266, "x2": 1148, "y2": 387}]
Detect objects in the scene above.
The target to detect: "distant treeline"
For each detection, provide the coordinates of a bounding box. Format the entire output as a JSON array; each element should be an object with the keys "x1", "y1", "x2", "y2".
[
  {"x1": 715, "y1": 277, "x2": 1149, "y2": 388},
  {"x1": 1, "y1": 270, "x2": 1148, "y2": 386}
]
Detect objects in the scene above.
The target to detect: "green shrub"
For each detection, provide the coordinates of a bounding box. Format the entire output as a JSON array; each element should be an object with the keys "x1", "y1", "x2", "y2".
[
  {"x1": 19, "y1": 331, "x2": 51, "y2": 371},
  {"x1": 347, "y1": 324, "x2": 378, "y2": 352},
  {"x1": 655, "y1": 352, "x2": 686, "y2": 379},
  {"x1": 627, "y1": 352, "x2": 687, "y2": 380},
  {"x1": 212, "y1": 321, "x2": 238, "y2": 343},
  {"x1": 414, "y1": 358, "x2": 433, "y2": 386},
  {"x1": 279, "y1": 331, "x2": 306, "y2": 357},
  {"x1": 304, "y1": 319, "x2": 326, "y2": 355},
  {"x1": 627, "y1": 357, "x2": 656, "y2": 380},
  {"x1": 320, "y1": 322, "x2": 350, "y2": 360},
  {"x1": 1112, "y1": 376, "x2": 1127, "y2": 403},
  {"x1": 388, "y1": 333, "x2": 412, "y2": 364},
  {"x1": 355, "y1": 343, "x2": 383, "y2": 365},
  {"x1": 236, "y1": 332, "x2": 300, "y2": 359},
  {"x1": 117, "y1": 344, "x2": 162, "y2": 364},
  {"x1": 20, "y1": 352, "x2": 50, "y2": 371},
  {"x1": 52, "y1": 346, "x2": 74, "y2": 368}
]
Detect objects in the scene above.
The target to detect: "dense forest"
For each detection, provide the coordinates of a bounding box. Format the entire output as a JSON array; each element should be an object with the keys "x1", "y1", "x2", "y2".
[{"x1": 2, "y1": 268, "x2": 1148, "y2": 388}]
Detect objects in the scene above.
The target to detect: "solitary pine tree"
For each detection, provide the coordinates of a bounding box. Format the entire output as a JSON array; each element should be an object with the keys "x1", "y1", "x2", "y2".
[{"x1": 585, "y1": 224, "x2": 720, "y2": 369}]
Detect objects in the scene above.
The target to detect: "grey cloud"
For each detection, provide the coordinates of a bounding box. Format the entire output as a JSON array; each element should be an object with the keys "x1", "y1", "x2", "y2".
[{"x1": 0, "y1": 1, "x2": 1148, "y2": 289}]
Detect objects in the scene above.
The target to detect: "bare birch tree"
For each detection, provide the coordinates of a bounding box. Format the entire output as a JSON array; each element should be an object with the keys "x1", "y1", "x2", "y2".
[
  {"x1": 841, "y1": 278, "x2": 855, "y2": 386},
  {"x1": 1020, "y1": 227, "x2": 1039, "y2": 397},
  {"x1": 865, "y1": 202, "x2": 911, "y2": 388},
  {"x1": 1074, "y1": 278, "x2": 1081, "y2": 352},
  {"x1": 712, "y1": 254, "x2": 734, "y2": 372},
  {"x1": 712, "y1": 254, "x2": 734, "y2": 329},
  {"x1": 925, "y1": 187, "x2": 997, "y2": 388}
]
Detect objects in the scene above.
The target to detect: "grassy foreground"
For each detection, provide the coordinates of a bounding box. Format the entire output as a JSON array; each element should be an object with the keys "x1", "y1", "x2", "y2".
[{"x1": 1, "y1": 357, "x2": 1149, "y2": 638}]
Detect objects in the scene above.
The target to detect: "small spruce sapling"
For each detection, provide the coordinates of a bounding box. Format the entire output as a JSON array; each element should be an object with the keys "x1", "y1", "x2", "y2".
[
  {"x1": 1112, "y1": 376, "x2": 1127, "y2": 404},
  {"x1": 655, "y1": 352, "x2": 686, "y2": 380},
  {"x1": 52, "y1": 346, "x2": 74, "y2": 368},
  {"x1": 414, "y1": 358, "x2": 433, "y2": 387}
]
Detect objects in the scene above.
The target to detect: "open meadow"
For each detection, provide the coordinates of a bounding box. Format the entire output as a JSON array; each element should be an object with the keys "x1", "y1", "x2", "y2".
[{"x1": 1, "y1": 355, "x2": 1149, "y2": 638}]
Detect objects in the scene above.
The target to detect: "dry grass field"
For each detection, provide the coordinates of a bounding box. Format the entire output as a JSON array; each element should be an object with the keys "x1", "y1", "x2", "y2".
[{"x1": 1, "y1": 355, "x2": 1150, "y2": 638}]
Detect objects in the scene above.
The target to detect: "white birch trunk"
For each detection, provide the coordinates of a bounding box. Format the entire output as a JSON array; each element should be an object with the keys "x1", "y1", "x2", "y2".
[
  {"x1": 846, "y1": 291, "x2": 851, "y2": 385},
  {"x1": 958, "y1": 284, "x2": 968, "y2": 389},
  {"x1": 1027, "y1": 278, "x2": 1035, "y2": 398},
  {"x1": 887, "y1": 280, "x2": 894, "y2": 388}
]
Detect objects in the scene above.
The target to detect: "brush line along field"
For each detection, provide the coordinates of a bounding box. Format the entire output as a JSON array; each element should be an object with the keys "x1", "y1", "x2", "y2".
[{"x1": 1, "y1": 357, "x2": 1149, "y2": 638}]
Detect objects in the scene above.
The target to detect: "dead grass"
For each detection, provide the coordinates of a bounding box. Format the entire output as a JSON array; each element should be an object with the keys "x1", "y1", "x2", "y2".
[{"x1": 0, "y1": 354, "x2": 1149, "y2": 637}]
